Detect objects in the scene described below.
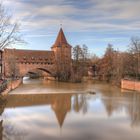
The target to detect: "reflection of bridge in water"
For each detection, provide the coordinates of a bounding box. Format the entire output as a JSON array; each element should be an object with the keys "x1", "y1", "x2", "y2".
[
  {"x1": 1, "y1": 91, "x2": 140, "y2": 127},
  {"x1": 0, "y1": 92, "x2": 89, "y2": 140},
  {"x1": 0, "y1": 93, "x2": 75, "y2": 140},
  {"x1": 1, "y1": 93, "x2": 75, "y2": 127},
  {"x1": 1, "y1": 91, "x2": 140, "y2": 140}
]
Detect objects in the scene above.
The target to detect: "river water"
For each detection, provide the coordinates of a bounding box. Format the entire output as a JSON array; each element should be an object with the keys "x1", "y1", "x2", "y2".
[{"x1": 0, "y1": 78, "x2": 140, "y2": 140}]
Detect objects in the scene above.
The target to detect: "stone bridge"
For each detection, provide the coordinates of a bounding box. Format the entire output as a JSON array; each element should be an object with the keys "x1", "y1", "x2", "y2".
[
  {"x1": 1, "y1": 28, "x2": 72, "y2": 78},
  {"x1": 3, "y1": 49, "x2": 56, "y2": 77}
]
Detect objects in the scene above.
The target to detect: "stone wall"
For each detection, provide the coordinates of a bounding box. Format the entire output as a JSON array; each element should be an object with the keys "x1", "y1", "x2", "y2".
[
  {"x1": 2, "y1": 79, "x2": 22, "y2": 95},
  {"x1": 3, "y1": 49, "x2": 56, "y2": 77},
  {"x1": 10, "y1": 79, "x2": 22, "y2": 90},
  {"x1": 121, "y1": 79, "x2": 140, "y2": 91}
]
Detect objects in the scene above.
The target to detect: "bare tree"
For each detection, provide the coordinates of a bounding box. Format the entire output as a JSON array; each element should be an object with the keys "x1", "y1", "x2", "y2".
[
  {"x1": 90, "y1": 53, "x2": 99, "y2": 64},
  {"x1": 94, "y1": 37, "x2": 140, "y2": 84},
  {"x1": 128, "y1": 37, "x2": 140, "y2": 80},
  {"x1": 0, "y1": 3, "x2": 24, "y2": 79},
  {"x1": 0, "y1": 3, "x2": 23, "y2": 50},
  {"x1": 71, "y1": 45, "x2": 89, "y2": 82},
  {"x1": 82, "y1": 44, "x2": 88, "y2": 61},
  {"x1": 97, "y1": 44, "x2": 115, "y2": 82}
]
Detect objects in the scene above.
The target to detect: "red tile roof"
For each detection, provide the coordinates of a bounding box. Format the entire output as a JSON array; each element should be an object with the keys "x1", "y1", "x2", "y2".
[
  {"x1": 4, "y1": 49, "x2": 54, "y2": 63},
  {"x1": 52, "y1": 28, "x2": 71, "y2": 48}
]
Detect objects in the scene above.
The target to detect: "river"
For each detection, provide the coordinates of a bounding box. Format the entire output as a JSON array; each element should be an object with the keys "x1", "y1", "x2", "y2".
[{"x1": 0, "y1": 78, "x2": 140, "y2": 140}]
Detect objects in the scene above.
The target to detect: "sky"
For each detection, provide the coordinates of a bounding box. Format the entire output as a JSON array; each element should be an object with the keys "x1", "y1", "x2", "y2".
[{"x1": 3, "y1": 0, "x2": 140, "y2": 56}]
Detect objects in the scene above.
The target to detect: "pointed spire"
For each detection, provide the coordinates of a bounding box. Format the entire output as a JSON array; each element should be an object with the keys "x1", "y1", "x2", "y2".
[
  {"x1": 52, "y1": 28, "x2": 71, "y2": 48},
  {"x1": 54, "y1": 109, "x2": 67, "y2": 128},
  {"x1": 51, "y1": 103, "x2": 67, "y2": 128},
  {"x1": 54, "y1": 28, "x2": 68, "y2": 46}
]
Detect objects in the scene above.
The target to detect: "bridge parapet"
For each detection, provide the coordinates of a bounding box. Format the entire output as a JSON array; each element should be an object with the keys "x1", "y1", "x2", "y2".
[{"x1": 2, "y1": 49, "x2": 57, "y2": 78}]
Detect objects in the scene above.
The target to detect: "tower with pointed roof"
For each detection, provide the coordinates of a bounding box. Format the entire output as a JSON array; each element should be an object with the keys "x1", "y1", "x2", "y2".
[
  {"x1": 2, "y1": 28, "x2": 72, "y2": 79},
  {"x1": 51, "y1": 28, "x2": 72, "y2": 81}
]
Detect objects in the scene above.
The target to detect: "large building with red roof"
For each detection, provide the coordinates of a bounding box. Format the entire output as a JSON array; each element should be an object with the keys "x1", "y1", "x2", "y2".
[{"x1": 2, "y1": 28, "x2": 72, "y2": 78}]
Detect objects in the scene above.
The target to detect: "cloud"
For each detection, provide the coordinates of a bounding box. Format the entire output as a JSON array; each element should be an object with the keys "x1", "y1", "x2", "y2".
[
  {"x1": 25, "y1": 34, "x2": 55, "y2": 38},
  {"x1": 3, "y1": 0, "x2": 140, "y2": 32},
  {"x1": 2, "y1": 0, "x2": 140, "y2": 55}
]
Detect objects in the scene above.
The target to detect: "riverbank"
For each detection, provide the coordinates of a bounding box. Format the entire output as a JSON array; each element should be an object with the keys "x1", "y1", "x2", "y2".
[{"x1": 1, "y1": 79, "x2": 22, "y2": 95}]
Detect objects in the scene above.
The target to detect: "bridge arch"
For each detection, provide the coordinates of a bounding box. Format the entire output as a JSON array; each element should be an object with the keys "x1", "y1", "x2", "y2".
[
  {"x1": 18, "y1": 62, "x2": 56, "y2": 78},
  {"x1": 22, "y1": 66, "x2": 56, "y2": 79},
  {"x1": 37, "y1": 68, "x2": 53, "y2": 75}
]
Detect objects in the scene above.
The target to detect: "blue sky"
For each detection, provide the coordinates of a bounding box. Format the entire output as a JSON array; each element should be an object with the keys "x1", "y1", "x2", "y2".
[{"x1": 3, "y1": 0, "x2": 140, "y2": 56}]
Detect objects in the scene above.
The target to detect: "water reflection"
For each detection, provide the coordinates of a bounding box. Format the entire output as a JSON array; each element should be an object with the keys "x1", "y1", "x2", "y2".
[
  {"x1": 100, "y1": 90, "x2": 140, "y2": 126},
  {"x1": 0, "y1": 93, "x2": 91, "y2": 140},
  {"x1": 0, "y1": 97, "x2": 6, "y2": 140},
  {"x1": 0, "y1": 81, "x2": 140, "y2": 139},
  {"x1": 1, "y1": 94, "x2": 89, "y2": 128}
]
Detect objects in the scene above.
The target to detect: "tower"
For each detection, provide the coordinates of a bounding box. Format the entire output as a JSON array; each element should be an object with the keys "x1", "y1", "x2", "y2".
[{"x1": 51, "y1": 28, "x2": 72, "y2": 81}]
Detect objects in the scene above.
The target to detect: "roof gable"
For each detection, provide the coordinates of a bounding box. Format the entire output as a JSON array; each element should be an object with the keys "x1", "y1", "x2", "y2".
[{"x1": 52, "y1": 28, "x2": 71, "y2": 48}]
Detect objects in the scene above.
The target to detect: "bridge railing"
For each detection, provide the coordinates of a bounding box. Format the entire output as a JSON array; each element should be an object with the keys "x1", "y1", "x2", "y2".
[{"x1": 0, "y1": 79, "x2": 8, "y2": 93}]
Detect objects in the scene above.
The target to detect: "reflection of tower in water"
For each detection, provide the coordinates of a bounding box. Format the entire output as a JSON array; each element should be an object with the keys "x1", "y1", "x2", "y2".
[
  {"x1": 0, "y1": 94, "x2": 73, "y2": 139},
  {"x1": 51, "y1": 94, "x2": 72, "y2": 128}
]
